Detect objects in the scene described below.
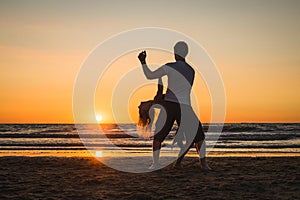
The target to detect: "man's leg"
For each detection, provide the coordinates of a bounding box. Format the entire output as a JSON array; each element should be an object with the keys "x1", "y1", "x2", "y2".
[
  {"x1": 177, "y1": 105, "x2": 211, "y2": 170},
  {"x1": 194, "y1": 122, "x2": 211, "y2": 170},
  {"x1": 174, "y1": 141, "x2": 193, "y2": 168},
  {"x1": 174, "y1": 104, "x2": 201, "y2": 168},
  {"x1": 195, "y1": 140, "x2": 211, "y2": 170}
]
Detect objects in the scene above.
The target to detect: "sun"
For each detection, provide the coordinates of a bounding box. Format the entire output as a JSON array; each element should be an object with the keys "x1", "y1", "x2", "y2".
[
  {"x1": 96, "y1": 114, "x2": 103, "y2": 122},
  {"x1": 95, "y1": 151, "x2": 103, "y2": 157}
]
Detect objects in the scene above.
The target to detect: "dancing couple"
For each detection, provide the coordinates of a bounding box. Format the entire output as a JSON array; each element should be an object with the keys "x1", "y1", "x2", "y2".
[{"x1": 138, "y1": 41, "x2": 211, "y2": 170}]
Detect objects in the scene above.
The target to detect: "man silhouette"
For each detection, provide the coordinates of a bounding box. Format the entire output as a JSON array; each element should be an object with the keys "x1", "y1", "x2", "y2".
[{"x1": 138, "y1": 41, "x2": 210, "y2": 170}]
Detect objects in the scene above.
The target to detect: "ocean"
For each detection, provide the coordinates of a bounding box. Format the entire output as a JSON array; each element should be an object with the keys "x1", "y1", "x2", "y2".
[{"x1": 0, "y1": 123, "x2": 299, "y2": 157}]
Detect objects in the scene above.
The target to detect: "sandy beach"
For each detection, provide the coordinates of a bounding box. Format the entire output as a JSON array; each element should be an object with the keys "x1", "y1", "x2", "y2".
[{"x1": 0, "y1": 156, "x2": 299, "y2": 199}]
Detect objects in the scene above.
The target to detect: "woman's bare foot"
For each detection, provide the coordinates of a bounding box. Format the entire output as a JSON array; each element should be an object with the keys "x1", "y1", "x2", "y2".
[{"x1": 148, "y1": 163, "x2": 160, "y2": 170}]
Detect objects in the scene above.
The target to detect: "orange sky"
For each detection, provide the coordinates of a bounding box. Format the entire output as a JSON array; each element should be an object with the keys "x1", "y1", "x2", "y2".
[{"x1": 0, "y1": 1, "x2": 300, "y2": 123}]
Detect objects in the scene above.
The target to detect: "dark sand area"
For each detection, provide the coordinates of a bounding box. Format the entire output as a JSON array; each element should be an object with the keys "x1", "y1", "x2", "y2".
[{"x1": 0, "y1": 156, "x2": 299, "y2": 199}]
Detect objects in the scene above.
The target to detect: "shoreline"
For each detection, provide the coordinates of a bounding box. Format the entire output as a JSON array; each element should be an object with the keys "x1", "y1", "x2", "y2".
[
  {"x1": 0, "y1": 156, "x2": 299, "y2": 199},
  {"x1": 0, "y1": 150, "x2": 299, "y2": 157}
]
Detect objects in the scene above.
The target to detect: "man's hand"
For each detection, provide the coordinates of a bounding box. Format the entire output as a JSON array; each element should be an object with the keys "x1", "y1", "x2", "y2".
[{"x1": 138, "y1": 51, "x2": 147, "y2": 64}]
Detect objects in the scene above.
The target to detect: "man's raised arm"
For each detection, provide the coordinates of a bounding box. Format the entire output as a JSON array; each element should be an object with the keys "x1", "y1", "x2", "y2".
[{"x1": 138, "y1": 51, "x2": 166, "y2": 79}]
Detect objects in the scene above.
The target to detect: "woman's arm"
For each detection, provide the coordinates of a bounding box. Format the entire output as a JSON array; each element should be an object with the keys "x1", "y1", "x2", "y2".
[
  {"x1": 157, "y1": 77, "x2": 163, "y2": 95},
  {"x1": 154, "y1": 77, "x2": 164, "y2": 103}
]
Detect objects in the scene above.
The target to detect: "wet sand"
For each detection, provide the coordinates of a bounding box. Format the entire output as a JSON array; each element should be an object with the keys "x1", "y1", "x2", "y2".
[{"x1": 0, "y1": 156, "x2": 299, "y2": 199}]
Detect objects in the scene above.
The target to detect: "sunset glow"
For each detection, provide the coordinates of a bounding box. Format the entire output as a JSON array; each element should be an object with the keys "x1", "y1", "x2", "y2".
[{"x1": 0, "y1": 1, "x2": 299, "y2": 123}]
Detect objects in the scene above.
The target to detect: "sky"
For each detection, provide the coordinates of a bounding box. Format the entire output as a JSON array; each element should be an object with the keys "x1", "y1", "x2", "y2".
[{"x1": 0, "y1": 0, "x2": 299, "y2": 123}]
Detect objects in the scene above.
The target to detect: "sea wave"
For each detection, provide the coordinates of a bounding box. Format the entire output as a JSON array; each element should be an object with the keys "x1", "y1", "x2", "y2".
[{"x1": 0, "y1": 124, "x2": 299, "y2": 154}]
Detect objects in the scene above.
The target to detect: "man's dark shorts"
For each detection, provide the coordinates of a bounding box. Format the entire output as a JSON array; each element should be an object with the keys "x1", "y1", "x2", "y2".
[{"x1": 153, "y1": 101, "x2": 205, "y2": 143}]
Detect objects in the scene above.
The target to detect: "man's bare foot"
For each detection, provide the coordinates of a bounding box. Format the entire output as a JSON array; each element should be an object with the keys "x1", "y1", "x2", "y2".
[
  {"x1": 173, "y1": 163, "x2": 182, "y2": 170},
  {"x1": 201, "y1": 163, "x2": 212, "y2": 171},
  {"x1": 200, "y1": 157, "x2": 212, "y2": 171}
]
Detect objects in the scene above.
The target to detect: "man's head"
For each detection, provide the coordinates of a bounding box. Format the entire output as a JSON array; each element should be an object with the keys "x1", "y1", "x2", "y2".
[{"x1": 174, "y1": 41, "x2": 188, "y2": 61}]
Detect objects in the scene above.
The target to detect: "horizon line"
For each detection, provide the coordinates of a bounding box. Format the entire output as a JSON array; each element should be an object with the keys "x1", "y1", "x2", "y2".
[{"x1": 0, "y1": 122, "x2": 299, "y2": 125}]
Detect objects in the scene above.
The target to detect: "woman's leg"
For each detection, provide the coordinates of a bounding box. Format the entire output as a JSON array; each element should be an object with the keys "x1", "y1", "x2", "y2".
[{"x1": 150, "y1": 102, "x2": 175, "y2": 169}]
